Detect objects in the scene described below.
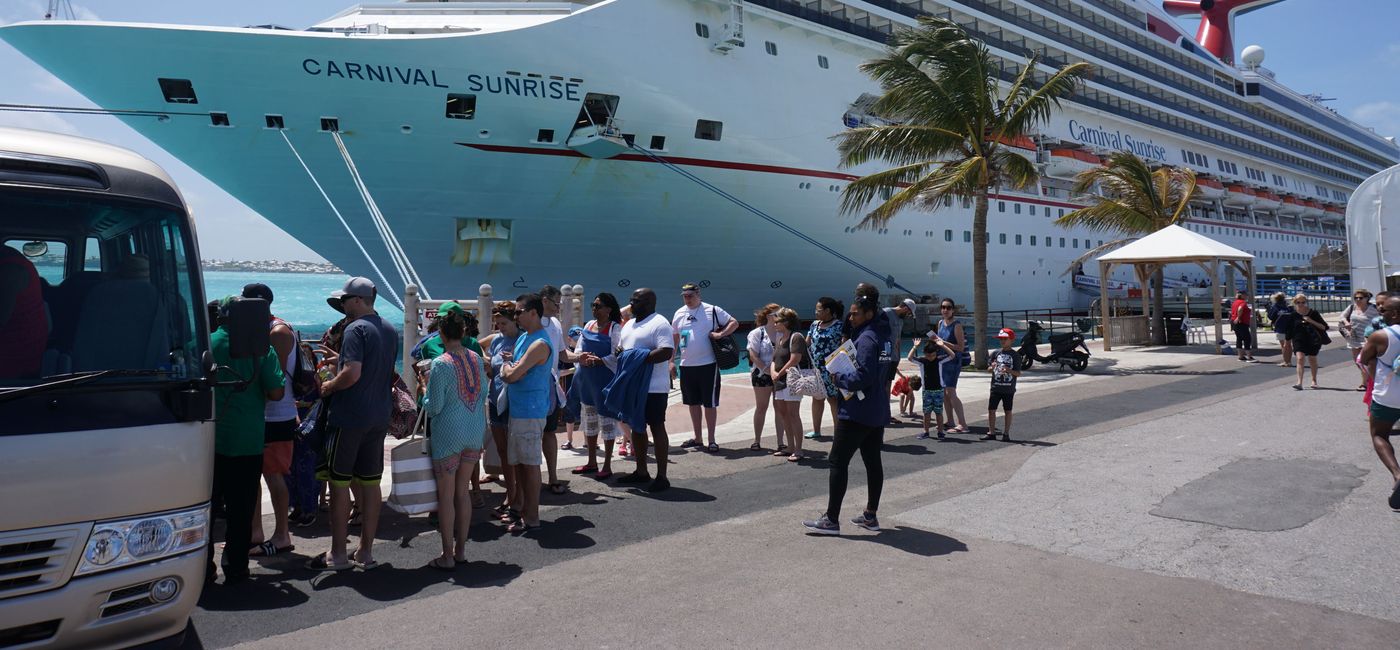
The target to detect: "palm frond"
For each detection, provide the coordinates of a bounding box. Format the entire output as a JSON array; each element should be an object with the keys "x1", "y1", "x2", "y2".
[
  {"x1": 838, "y1": 161, "x2": 931, "y2": 218},
  {"x1": 1001, "y1": 61, "x2": 1093, "y2": 138},
  {"x1": 991, "y1": 149, "x2": 1038, "y2": 191},
  {"x1": 834, "y1": 124, "x2": 969, "y2": 169}
]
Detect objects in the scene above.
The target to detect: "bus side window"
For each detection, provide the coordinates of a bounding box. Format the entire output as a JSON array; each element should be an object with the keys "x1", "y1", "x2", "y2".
[{"x1": 84, "y1": 237, "x2": 102, "y2": 271}]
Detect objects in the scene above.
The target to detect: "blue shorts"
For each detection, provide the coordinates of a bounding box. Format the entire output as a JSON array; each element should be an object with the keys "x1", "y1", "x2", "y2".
[
  {"x1": 939, "y1": 360, "x2": 961, "y2": 389},
  {"x1": 922, "y1": 389, "x2": 944, "y2": 415}
]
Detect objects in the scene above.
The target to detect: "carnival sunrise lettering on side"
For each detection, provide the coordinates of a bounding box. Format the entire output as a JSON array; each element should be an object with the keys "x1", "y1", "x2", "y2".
[{"x1": 301, "y1": 58, "x2": 582, "y2": 100}]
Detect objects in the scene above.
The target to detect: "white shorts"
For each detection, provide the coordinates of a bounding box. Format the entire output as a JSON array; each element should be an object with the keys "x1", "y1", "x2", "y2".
[
  {"x1": 581, "y1": 405, "x2": 621, "y2": 442},
  {"x1": 1275, "y1": 332, "x2": 1287, "y2": 342},
  {"x1": 774, "y1": 384, "x2": 803, "y2": 402},
  {"x1": 506, "y1": 417, "x2": 544, "y2": 466}
]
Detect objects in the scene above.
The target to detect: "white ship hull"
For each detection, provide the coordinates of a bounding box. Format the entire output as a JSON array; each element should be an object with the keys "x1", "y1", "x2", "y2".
[{"x1": 0, "y1": 0, "x2": 1364, "y2": 314}]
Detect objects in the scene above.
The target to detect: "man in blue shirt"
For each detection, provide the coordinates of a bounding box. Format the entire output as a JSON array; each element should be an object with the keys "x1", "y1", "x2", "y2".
[{"x1": 502, "y1": 293, "x2": 553, "y2": 532}]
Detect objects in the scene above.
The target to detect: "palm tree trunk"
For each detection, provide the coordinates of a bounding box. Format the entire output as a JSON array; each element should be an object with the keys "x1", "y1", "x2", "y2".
[
  {"x1": 972, "y1": 189, "x2": 990, "y2": 369},
  {"x1": 1151, "y1": 267, "x2": 1167, "y2": 346}
]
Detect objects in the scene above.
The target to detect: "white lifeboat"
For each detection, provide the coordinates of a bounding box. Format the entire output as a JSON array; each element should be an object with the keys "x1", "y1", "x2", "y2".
[
  {"x1": 1277, "y1": 195, "x2": 1306, "y2": 216},
  {"x1": 995, "y1": 134, "x2": 1038, "y2": 163},
  {"x1": 1045, "y1": 148, "x2": 1101, "y2": 179},
  {"x1": 1301, "y1": 199, "x2": 1325, "y2": 218},
  {"x1": 1195, "y1": 177, "x2": 1226, "y2": 199},
  {"x1": 1222, "y1": 183, "x2": 1255, "y2": 207},
  {"x1": 565, "y1": 123, "x2": 630, "y2": 159},
  {"x1": 1253, "y1": 190, "x2": 1282, "y2": 211}
]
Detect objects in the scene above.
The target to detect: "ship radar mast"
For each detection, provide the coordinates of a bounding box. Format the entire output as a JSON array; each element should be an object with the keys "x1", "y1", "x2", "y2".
[{"x1": 1161, "y1": 0, "x2": 1285, "y2": 64}]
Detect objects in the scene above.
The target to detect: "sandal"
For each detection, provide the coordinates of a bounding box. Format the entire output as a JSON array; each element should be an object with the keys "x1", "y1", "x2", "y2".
[
  {"x1": 772, "y1": 449, "x2": 789, "y2": 457},
  {"x1": 351, "y1": 550, "x2": 380, "y2": 571},
  {"x1": 492, "y1": 503, "x2": 511, "y2": 516},
  {"x1": 304, "y1": 553, "x2": 353, "y2": 572},
  {"x1": 499, "y1": 508, "x2": 520, "y2": 523},
  {"x1": 507, "y1": 520, "x2": 537, "y2": 534},
  {"x1": 707, "y1": 442, "x2": 719, "y2": 452},
  {"x1": 428, "y1": 556, "x2": 455, "y2": 572},
  {"x1": 549, "y1": 482, "x2": 567, "y2": 495},
  {"x1": 571, "y1": 465, "x2": 598, "y2": 475},
  {"x1": 594, "y1": 469, "x2": 613, "y2": 480},
  {"x1": 560, "y1": 441, "x2": 574, "y2": 450},
  {"x1": 749, "y1": 442, "x2": 762, "y2": 451},
  {"x1": 786, "y1": 453, "x2": 801, "y2": 462},
  {"x1": 249, "y1": 541, "x2": 294, "y2": 557}
]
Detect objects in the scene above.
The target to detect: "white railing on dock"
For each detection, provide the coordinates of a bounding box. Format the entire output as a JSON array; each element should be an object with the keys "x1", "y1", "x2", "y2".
[{"x1": 400, "y1": 283, "x2": 587, "y2": 395}]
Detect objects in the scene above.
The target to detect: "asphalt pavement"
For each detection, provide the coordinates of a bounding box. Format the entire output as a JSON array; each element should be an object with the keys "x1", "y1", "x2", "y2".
[{"x1": 186, "y1": 339, "x2": 1400, "y2": 649}]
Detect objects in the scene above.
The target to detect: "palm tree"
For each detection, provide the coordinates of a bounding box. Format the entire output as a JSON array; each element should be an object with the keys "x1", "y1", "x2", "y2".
[
  {"x1": 836, "y1": 16, "x2": 1091, "y2": 368},
  {"x1": 1054, "y1": 151, "x2": 1198, "y2": 345}
]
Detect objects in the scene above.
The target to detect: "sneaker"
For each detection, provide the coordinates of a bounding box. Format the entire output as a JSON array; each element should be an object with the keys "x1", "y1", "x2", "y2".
[
  {"x1": 916, "y1": 431, "x2": 931, "y2": 440},
  {"x1": 849, "y1": 512, "x2": 880, "y2": 531},
  {"x1": 615, "y1": 471, "x2": 650, "y2": 484},
  {"x1": 981, "y1": 431, "x2": 998, "y2": 441},
  {"x1": 804, "y1": 431, "x2": 819, "y2": 440},
  {"x1": 936, "y1": 429, "x2": 946, "y2": 440},
  {"x1": 293, "y1": 511, "x2": 317, "y2": 528},
  {"x1": 801, "y1": 514, "x2": 840, "y2": 535}
]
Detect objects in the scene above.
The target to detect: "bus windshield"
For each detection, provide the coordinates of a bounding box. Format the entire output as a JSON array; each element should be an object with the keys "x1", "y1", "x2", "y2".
[{"x1": 1, "y1": 188, "x2": 204, "y2": 386}]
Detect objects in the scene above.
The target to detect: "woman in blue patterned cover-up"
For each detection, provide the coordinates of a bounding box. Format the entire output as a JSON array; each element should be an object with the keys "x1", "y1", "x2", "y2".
[
  {"x1": 422, "y1": 309, "x2": 488, "y2": 570},
  {"x1": 805, "y1": 297, "x2": 844, "y2": 441}
]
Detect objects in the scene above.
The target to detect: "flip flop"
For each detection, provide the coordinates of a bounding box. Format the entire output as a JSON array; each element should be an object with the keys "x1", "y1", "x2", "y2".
[
  {"x1": 304, "y1": 554, "x2": 353, "y2": 572},
  {"x1": 351, "y1": 551, "x2": 380, "y2": 571},
  {"x1": 507, "y1": 520, "x2": 537, "y2": 534},
  {"x1": 594, "y1": 469, "x2": 613, "y2": 480},
  {"x1": 571, "y1": 465, "x2": 598, "y2": 475},
  {"x1": 249, "y1": 541, "x2": 294, "y2": 557},
  {"x1": 549, "y1": 482, "x2": 567, "y2": 495},
  {"x1": 428, "y1": 557, "x2": 455, "y2": 572}
]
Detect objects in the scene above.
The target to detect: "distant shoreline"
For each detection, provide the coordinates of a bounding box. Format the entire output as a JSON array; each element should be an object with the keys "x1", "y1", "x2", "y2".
[{"x1": 201, "y1": 260, "x2": 343, "y2": 274}]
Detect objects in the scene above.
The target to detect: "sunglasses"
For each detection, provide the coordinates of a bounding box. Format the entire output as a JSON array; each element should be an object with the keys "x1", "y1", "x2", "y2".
[{"x1": 940, "y1": 305, "x2": 954, "y2": 310}]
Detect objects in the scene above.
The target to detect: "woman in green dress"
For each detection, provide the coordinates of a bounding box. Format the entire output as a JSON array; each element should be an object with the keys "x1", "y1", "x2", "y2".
[{"x1": 422, "y1": 309, "x2": 488, "y2": 570}]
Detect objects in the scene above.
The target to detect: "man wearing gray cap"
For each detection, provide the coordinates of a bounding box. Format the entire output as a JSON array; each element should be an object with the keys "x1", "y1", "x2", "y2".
[{"x1": 308, "y1": 277, "x2": 398, "y2": 571}]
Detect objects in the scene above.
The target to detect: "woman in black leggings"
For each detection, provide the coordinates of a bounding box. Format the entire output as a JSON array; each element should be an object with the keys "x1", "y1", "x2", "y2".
[{"x1": 803, "y1": 297, "x2": 889, "y2": 535}]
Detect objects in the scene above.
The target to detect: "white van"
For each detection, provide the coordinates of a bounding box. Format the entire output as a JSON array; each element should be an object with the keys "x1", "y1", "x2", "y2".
[{"x1": 0, "y1": 127, "x2": 223, "y2": 649}]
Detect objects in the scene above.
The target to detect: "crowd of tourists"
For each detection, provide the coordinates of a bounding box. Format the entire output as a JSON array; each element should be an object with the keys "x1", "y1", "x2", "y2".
[{"x1": 206, "y1": 276, "x2": 1399, "y2": 585}]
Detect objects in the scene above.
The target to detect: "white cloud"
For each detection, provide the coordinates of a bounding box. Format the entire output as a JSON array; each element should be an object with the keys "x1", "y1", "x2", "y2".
[{"x1": 1349, "y1": 101, "x2": 1400, "y2": 139}]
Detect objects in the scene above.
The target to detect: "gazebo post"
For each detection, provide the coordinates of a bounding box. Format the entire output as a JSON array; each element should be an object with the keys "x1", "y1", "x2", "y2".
[
  {"x1": 1211, "y1": 258, "x2": 1223, "y2": 355},
  {"x1": 1100, "y1": 260, "x2": 1113, "y2": 352}
]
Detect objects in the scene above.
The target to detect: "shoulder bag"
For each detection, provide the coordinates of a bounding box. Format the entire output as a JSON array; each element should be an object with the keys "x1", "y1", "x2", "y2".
[
  {"x1": 786, "y1": 334, "x2": 827, "y2": 398},
  {"x1": 710, "y1": 306, "x2": 741, "y2": 370},
  {"x1": 386, "y1": 429, "x2": 437, "y2": 515}
]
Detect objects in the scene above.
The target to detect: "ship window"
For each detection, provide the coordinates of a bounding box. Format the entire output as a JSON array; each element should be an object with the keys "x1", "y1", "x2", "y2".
[
  {"x1": 1245, "y1": 82, "x2": 1260, "y2": 96},
  {"x1": 1014, "y1": 204, "x2": 1022, "y2": 215},
  {"x1": 576, "y1": 93, "x2": 620, "y2": 130},
  {"x1": 264, "y1": 114, "x2": 284, "y2": 129},
  {"x1": 998, "y1": 233, "x2": 1006, "y2": 245},
  {"x1": 1073, "y1": 238, "x2": 1079, "y2": 248},
  {"x1": 158, "y1": 78, "x2": 198, "y2": 104},
  {"x1": 1015, "y1": 234, "x2": 1023, "y2": 245},
  {"x1": 765, "y1": 41, "x2": 778, "y2": 56},
  {"x1": 209, "y1": 112, "x2": 230, "y2": 127},
  {"x1": 1030, "y1": 235, "x2": 1037, "y2": 246},
  {"x1": 1059, "y1": 209, "x2": 1065, "y2": 218},
  {"x1": 963, "y1": 231, "x2": 971, "y2": 243},
  {"x1": 445, "y1": 94, "x2": 476, "y2": 120},
  {"x1": 1029, "y1": 205, "x2": 1036, "y2": 216},
  {"x1": 650, "y1": 135, "x2": 666, "y2": 150},
  {"x1": 818, "y1": 55, "x2": 829, "y2": 69},
  {"x1": 997, "y1": 201, "x2": 1005, "y2": 212},
  {"x1": 944, "y1": 230, "x2": 952, "y2": 242},
  {"x1": 1059, "y1": 237, "x2": 1066, "y2": 248},
  {"x1": 319, "y1": 117, "x2": 339, "y2": 132},
  {"x1": 695, "y1": 23, "x2": 709, "y2": 39},
  {"x1": 621, "y1": 133, "x2": 636, "y2": 146},
  {"x1": 536, "y1": 129, "x2": 555, "y2": 143},
  {"x1": 695, "y1": 120, "x2": 723, "y2": 141}
]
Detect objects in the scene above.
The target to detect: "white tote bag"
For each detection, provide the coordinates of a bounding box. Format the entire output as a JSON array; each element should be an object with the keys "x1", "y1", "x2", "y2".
[{"x1": 386, "y1": 435, "x2": 438, "y2": 515}]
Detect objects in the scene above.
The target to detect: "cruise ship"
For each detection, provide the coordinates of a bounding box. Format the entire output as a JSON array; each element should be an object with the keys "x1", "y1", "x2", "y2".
[{"x1": 1, "y1": 0, "x2": 1393, "y2": 312}]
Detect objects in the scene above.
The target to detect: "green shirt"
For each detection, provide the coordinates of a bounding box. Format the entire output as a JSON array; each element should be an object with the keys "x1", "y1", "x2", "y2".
[
  {"x1": 212, "y1": 328, "x2": 285, "y2": 456},
  {"x1": 415, "y1": 334, "x2": 482, "y2": 361}
]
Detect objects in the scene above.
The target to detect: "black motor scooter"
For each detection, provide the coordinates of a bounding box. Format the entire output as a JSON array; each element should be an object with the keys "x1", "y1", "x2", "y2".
[{"x1": 1017, "y1": 321, "x2": 1091, "y2": 372}]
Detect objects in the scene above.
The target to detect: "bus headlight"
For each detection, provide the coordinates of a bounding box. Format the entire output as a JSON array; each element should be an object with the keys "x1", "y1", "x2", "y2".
[{"x1": 76, "y1": 505, "x2": 209, "y2": 576}]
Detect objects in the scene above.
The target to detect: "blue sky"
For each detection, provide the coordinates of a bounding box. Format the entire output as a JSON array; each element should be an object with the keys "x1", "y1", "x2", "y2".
[{"x1": 1, "y1": 0, "x2": 1397, "y2": 261}]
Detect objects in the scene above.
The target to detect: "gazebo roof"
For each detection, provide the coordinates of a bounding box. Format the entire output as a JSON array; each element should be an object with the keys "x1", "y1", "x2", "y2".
[{"x1": 1096, "y1": 225, "x2": 1254, "y2": 264}]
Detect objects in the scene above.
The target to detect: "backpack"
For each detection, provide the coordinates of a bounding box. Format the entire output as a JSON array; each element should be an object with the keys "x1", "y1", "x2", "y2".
[{"x1": 273, "y1": 318, "x2": 319, "y2": 401}]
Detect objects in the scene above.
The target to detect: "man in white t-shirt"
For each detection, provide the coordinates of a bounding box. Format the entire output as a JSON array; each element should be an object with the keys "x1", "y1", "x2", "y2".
[
  {"x1": 672, "y1": 283, "x2": 739, "y2": 451},
  {"x1": 619, "y1": 288, "x2": 675, "y2": 493},
  {"x1": 539, "y1": 285, "x2": 567, "y2": 494}
]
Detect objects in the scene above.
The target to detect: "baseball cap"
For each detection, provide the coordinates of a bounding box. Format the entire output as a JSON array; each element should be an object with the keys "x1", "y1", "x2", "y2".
[
  {"x1": 437, "y1": 301, "x2": 465, "y2": 318},
  {"x1": 241, "y1": 282, "x2": 273, "y2": 304},
  {"x1": 901, "y1": 298, "x2": 916, "y2": 311},
  {"x1": 996, "y1": 327, "x2": 1015, "y2": 339},
  {"x1": 680, "y1": 282, "x2": 700, "y2": 293},
  {"x1": 327, "y1": 276, "x2": 376, "y2": 313}
]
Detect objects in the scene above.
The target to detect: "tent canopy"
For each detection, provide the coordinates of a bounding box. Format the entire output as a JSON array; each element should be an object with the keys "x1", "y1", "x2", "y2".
[{"x1": 1096, "y1": 224, "x2": 1254, "y2": 264}]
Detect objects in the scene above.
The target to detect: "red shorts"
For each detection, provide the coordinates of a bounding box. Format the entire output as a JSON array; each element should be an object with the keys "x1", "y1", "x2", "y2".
[{"x1": 263, "y1": 441, "x2": 293, "y2": 475}]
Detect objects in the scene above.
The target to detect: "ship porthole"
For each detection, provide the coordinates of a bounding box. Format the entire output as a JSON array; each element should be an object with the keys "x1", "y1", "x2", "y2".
[
  {"x1": 401, "y1": 125, "x2": 413, "y2": 134},
  {"x1": 479, "y1": 129, "x2": 491, "y2": 138}
]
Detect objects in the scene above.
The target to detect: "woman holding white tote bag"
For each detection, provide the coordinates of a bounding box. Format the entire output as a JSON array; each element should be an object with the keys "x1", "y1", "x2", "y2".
[{"x1": 421, "y1": 306, "x2": 489, "y2": 570}]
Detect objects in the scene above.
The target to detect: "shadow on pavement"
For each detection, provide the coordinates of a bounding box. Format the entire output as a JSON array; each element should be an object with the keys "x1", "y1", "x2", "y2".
[
  {"x1": 837, "y1": 526, "x2": 969, "y2": 557},
  {"x1": 623, "y1": 485, "x2": 717, "y2": 503},
  {"x1": 197, "y1": 576, "x2": 310, "y2": 612},
  {"x1": 304, "y1": 556, "x2": 523, "y2": 600},
  {"x1": 525, "y1": 514, "x2": 596, "y2": 550}
]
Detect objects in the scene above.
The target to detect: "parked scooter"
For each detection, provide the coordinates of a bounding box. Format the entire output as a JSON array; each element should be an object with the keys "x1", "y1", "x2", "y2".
[{"x1": 1018, "y1": 321, "x2": 1091, "y2": 372}]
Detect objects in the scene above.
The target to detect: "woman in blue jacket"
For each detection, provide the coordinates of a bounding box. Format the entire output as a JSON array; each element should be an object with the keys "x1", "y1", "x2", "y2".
[{"x1": 803, "y1": 296, "x2": 890, "y2": 535}]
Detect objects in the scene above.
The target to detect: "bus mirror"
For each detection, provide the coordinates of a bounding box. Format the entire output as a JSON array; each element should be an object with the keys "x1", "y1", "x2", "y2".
[{"x1": 224, "y1": 297, "x2": 271, "y2": 358}]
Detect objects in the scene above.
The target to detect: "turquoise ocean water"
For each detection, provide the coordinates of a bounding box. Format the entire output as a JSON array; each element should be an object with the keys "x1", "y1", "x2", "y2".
[{"x1": 204, "y1": 270, "x2": 404, "y2": 338}]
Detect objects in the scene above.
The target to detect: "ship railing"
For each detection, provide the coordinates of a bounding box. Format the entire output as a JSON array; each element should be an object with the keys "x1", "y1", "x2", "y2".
[{"x1": 399, "y1": 283, "x2": 589, "y2": 396}]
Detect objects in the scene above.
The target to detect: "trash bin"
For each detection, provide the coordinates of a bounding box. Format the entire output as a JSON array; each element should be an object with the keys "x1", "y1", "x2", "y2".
[{"x1": 1165, "y1": 314, "x2": 1186, "y2": 345}]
